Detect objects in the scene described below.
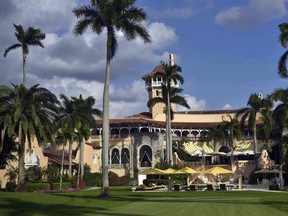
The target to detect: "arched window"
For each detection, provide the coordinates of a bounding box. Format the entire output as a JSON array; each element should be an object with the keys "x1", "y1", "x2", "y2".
[
  {"x1": 121, "y1": 148, "x2": 130, "y2": 164},
  {"x1": 111, "y1": 148, "x2": 120, "y2": 164},
  {"x1": 139, "y1": 145, "x2": 152, "y2": 167}
]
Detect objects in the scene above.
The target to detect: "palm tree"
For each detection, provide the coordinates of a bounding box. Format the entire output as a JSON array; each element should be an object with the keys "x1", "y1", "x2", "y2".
[
  {"x1": 55, "y1": 126, "x2": 76, "y2": 191},
  {"x1": 3, "y1": 24, "x2": 45, "y2": 86},
  {"x1": 221, "y1": 115, "x2": 241, "y2": 167},
  {"x1": 269, "y1": 88, "x2": 288, "y2": 135},
  {"x1": 4, "y1": 165, "x2": 18, "y2": 183},
  {"x1": 73, "y1": 0, "x2": 151, "y2": 197},
  {"x1": 236, "y1": 93, "x2": 272, "y2": 168},
  {"x1": 0, "y1": 84, "x2": 59, "y2": 187},
  {"x1": 72, "y1": 95, "x2": 102, "y2": 179},
  {"x1": 56, "y1": 94, "x2": 101, "y2": 177},
  {"x1": 278, "y1": 23, "x2": 288, "y2": 79},
  {"x1": 205, "y1": 124, "x2": 226, "y2": 152},
  {"x1": 147, "y1": 84, "x2": 190, "y2": 165}
]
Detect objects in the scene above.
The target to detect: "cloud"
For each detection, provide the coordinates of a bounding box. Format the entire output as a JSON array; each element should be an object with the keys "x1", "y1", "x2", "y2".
[
  {"x1": 0, "y1": 0, "x2": 204, "y2": 118},
  {"x1": 222, "y1": 104, "x2": 232, "y2": 110},
  {"x1": 215, "y1": 0, "x2": 287, "y2": 30},
  {"x1": 177, "y1": 94, "x2": 206, "y2": 111}
]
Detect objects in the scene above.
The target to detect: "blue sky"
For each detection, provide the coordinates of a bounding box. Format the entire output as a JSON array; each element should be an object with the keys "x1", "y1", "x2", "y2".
[{"x1": 0, "y1": 0, "x2": 288, "y2": 118}]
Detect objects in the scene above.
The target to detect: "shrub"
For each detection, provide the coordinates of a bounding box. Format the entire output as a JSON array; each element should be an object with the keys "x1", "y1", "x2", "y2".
[
  {"x1": 26, "y1": 183, "x2": 50, "y2": 192},
  {"x1": 84, "y1": 172, "x2": 102, "y2": 187},
  {"x1": 53, "y1": 182, "x2": 71, "y2": 190},
  {"x1": 71, "y1": 177, "x2": 86, "y2": 189},
  {"x1": 25, "y1": 166, "x2": 43, "y2": 183},
  {"x1": 6, "y1": 182, "x2": 17, "y2": 192}
]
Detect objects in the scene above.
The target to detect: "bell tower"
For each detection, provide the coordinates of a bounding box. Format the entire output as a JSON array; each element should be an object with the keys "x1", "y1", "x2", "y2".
[{"x1": 142, "y1": 54, "x2": 179, "y2": 119}]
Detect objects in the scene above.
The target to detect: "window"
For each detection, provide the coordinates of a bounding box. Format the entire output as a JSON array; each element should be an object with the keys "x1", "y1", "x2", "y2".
[{"x1": 93, "y1": 153, "x2": 97, "y2": 164}]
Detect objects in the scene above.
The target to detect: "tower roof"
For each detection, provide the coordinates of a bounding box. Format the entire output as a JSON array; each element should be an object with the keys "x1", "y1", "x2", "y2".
[{"x1": 142, "y1": 63, "x2": 166, "y2": 80}]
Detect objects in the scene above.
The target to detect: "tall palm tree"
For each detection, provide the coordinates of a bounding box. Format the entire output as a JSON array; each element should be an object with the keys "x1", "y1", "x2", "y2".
[
  {"x1": 221, "y1": 115, "x2": 241, "y2": 167},
  {"x1": 147, "y1": 85, "x2": 190, "y2": 164},
  {"x1": 3, "y1": 24, "x2": 45, "y2": 86},
  {"x1": 236, "y1": 93, "x2": 272, "y2": 168},
  {"x1": 56, "y1": 94, "x2": 101, "y2": 177},
  {"x1": 72, "y1": 95, "x2": 102, "y2": 179},
  {"x1": 73, "y1": 0, "x2": 151, "y2": 197},
  {"x1": 0, "y1": 84, "x2": 59, "y2": 187},
  {"x1": 278, "y1": 23, "x2": 288, "y2": 79}
]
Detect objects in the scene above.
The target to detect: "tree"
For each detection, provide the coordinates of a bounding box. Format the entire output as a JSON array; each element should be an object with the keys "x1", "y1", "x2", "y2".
[
  {"x1": 147, "y1": 63, "x2": 189, "y2": 165},
  {"x1": 55, "y1": 126, "x2": 76, "y2": 191},
  {"x1": 56, "y1": 94, "x2": 101, "y2": 177},
  {"x1": 3, "y1": 24, "x2": 45, "y2": 86},
  {"x1": 278, "y1": 23, "x2": 288, "y2": 79},
  {"x1": 73, "y1": 0, "x2": 151, "y2": 197},
  {"x1": 0, "y1": 84, "x2": 59, "y2": 187},
  {"x1": 236, "y1": 93, "x2": 272, "y2": 168},
  {"x1": 205, "y1": 124, "x2": 226, "y2": 152},
  {"x1": 221, "y1": 115, "x2": 241, "y2": 167},
  {"x1": 269, "y1": 88, "x2": 288, "y2": 135}
]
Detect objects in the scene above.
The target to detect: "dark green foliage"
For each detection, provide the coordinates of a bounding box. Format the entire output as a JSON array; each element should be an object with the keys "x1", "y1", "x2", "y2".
[
  {"x1": 5, "y1": 182, "x2": 17, "y2": 192},
  {"x1": 43, "y1": 165, "x2": 59, "y2": 182},
  {"x1": 84, "y1": 172, "x2": 102, "y2": 187},
  {"x1": 25, "y1": 166, "x2": 43, "y2": 183},
  {"x1": 71, "y1": 177, "x2": 86, "y2": 189},
  {"x1": 25, "y1": 183, "x2": 50, "y2": 192},
  {"x1": 108, "y1": 171, "x2": 129, "y2": 186},
  {"x1": 0, "y1": 133, "x2": 17, "y2": 169},
  {"x1": 51, "y1": 182, "x2": 70, "y2": 191}
]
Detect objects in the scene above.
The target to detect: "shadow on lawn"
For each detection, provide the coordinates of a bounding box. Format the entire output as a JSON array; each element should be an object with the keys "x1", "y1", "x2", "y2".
[{"x1": 0, "y1": 197, "x2": 144, "y2": 216}]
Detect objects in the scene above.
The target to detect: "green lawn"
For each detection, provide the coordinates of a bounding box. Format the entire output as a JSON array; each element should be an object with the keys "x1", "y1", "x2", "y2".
[{"x1": 0, "y1": 187, "x2": 288, "y2": 216}]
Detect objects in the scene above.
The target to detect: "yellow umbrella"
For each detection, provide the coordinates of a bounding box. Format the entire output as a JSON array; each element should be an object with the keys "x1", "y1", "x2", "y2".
[
  {"x1": 163, "y1": 168, "x2": 177, "y2": 174},
  {"x1": 139, "y1": 168, "x2": 166, "y2": 175},
  {"x1": 203, "y1": 166, "x2": 233, "y2": 174},
  {"x1": 179, "y1": 166, "x2": 199, "y2": 174}
]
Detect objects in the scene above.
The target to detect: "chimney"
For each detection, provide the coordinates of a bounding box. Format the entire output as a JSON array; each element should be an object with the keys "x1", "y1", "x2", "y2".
[{"x1": 169, "y1": 53, "x2": 174, "y2": 66}]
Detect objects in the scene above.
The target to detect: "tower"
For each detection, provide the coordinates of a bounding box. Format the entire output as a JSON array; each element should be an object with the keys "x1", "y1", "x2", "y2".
[{"x1": 142, "y1": 54, "x2": 179, "y2": 119}]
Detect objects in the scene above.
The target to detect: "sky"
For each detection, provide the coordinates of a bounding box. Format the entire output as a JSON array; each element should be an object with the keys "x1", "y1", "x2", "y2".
[{"x1": 0, "y1": 0, "x2": 288, "y2": 118}]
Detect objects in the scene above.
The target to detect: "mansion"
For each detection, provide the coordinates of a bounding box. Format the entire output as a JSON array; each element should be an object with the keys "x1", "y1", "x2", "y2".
[{"x1": 0, "y1": 54, "x2": 280, "y2": 188}]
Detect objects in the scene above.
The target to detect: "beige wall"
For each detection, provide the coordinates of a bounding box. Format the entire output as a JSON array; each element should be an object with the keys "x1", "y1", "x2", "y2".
[{"x1": 155, "y1": 113, "x2": 237, "y2": 123}]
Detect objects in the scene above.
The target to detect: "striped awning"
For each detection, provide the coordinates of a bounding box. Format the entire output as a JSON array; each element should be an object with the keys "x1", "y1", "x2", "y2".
[
  {"x1": 234, "y1": 140, "x2": 254, "y2": 155},
  {"x1": 183, "y1": 142, "x2": 213, "y2": 156}
]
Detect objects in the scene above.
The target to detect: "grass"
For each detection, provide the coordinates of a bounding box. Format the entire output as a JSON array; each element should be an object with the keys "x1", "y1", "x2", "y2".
[{"x1": 0, "y1": 187, "x2": 288, "y2": 216}]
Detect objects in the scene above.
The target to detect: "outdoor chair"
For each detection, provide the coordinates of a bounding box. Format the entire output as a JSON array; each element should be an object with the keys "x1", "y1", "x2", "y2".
[
  {"x1": 219, "y1": 183, "x2": 227, "y2": 191},
  {"x1": 189, "y1": 184, "x2": 196, "y2": 191},
  {"x1": 206, "y1": 184, "x2": 214, "y2": 191}
]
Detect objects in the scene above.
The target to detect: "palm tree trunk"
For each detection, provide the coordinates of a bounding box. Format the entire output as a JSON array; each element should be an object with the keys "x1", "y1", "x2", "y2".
[
  {"x1": 101, "y1": 36, "x2": 111, "y2": 197},
  {"x1": 165, "y1": 110, "x2": 170, "y2": 164},
  {"x1": 80, "y1": 138, "x2": 84, "y2": 179},
  {"x1": 167, "y1": 93, "x2": 173, "y2": 166},
  {"x1": 68, "y1": 140, "x2": 72, "y2": 176},
  {"x1": 22, "y1": 51, "x2": 27, "y2": 87},
  {"x1": 60, "y1": 143, "x2": 65, "y2": 191},
  {"x1": 253, "y1": 124, "x2": 258, "y2": 168},
  {"x1": 18, "y1": 122, "x2": 25, "y2": 187}
]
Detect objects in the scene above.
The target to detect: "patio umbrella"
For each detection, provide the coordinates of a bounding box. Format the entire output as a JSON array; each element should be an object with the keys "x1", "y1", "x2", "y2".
[
  {"x1": 163, "y1": 168, "x2": 186, "y2": 174},
  {"x1": 139, "y1": 167, "x2": 166, "y2": 175},
  {"x1": 203, "y1": 166, "x2": 233, "y2": 174},
  {"x1": 179, "y1": 166, "x2": 199, "y2": 174}
]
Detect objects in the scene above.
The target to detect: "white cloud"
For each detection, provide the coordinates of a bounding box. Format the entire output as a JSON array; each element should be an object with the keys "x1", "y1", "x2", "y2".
[
  {"x1": 215, "y1": 0, "x2": 287, "y2": 29},
  {"x1": 177, "y1": 94, "x2": 206, "y2": 111},
  {"x1": 222, "y1": 104, "x2": 232, "y2": 110}
]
